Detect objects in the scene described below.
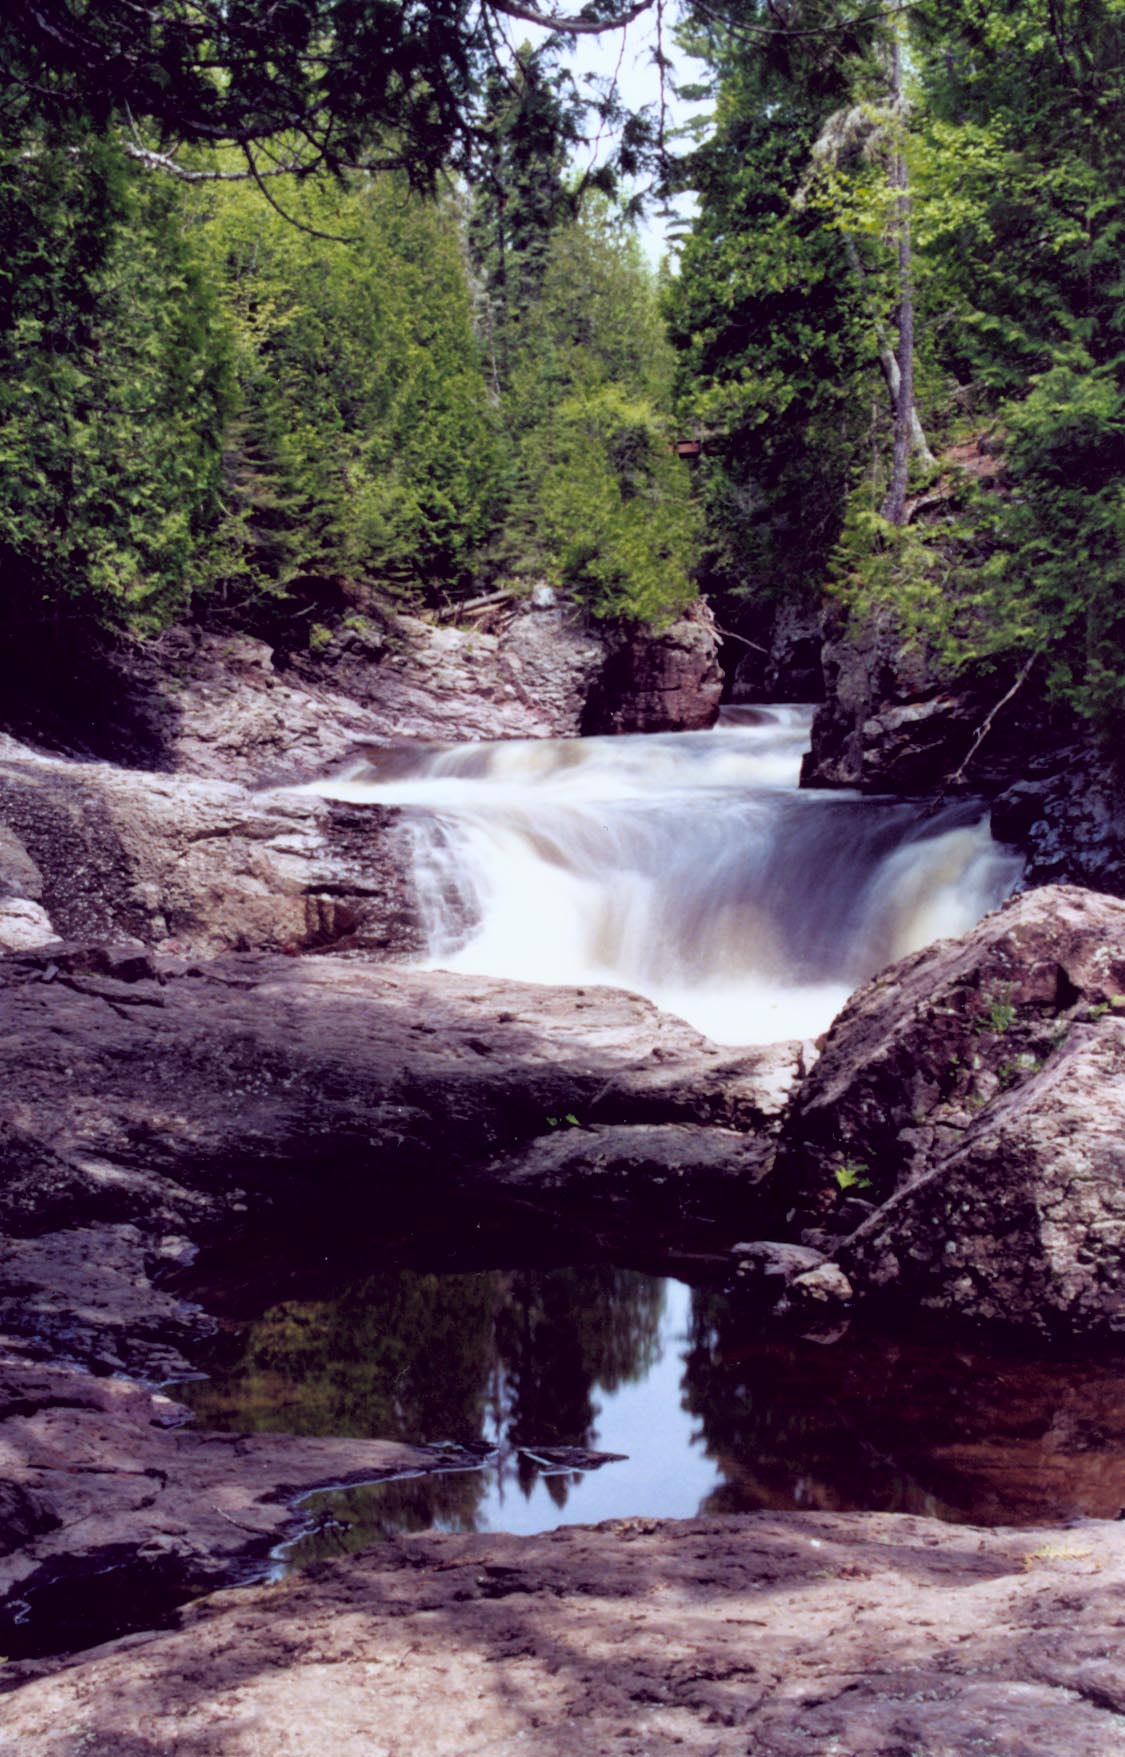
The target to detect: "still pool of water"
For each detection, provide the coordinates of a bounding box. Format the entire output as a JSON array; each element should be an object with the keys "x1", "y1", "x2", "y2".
[{"x1": 180, "y1": 1266, "x2": 1125, "y2": 1569}]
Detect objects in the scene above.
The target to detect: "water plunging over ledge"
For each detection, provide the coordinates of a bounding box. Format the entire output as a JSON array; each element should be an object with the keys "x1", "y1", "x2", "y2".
[{"x1": 304, "y1": 704, "x2": 1023, "y2": 1043}]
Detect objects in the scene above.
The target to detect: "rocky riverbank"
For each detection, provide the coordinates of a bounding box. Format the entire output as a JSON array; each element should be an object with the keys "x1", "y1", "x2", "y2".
[
  {"x1": 0, "y1": 882, "x2": 1121, "y2": 1677},
  {"x1": 791, "y1": 599, "x2": 1125, "y2": 898},
  {"x1": 1, "y1": 596, "x2": 1122, "y2": 1747}
]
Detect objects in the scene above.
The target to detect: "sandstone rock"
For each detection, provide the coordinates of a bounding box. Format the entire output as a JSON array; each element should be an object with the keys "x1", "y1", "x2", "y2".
[
  {"x1": 476, "y1": 1121, "x2": 778, "y2": 1254},
  {"x1": 782, "y1": 1261, "x2": 853, "y2": 1310},
  {"x1": 4, "y1": 1511, "x2": 1123, "y2": 1754},
  {"x1": 770, "y1": 885, "x2": 1125, "y2": 1224},
  {"x1": 582, "y1": 600, "x2": 724, "y2": 735}
]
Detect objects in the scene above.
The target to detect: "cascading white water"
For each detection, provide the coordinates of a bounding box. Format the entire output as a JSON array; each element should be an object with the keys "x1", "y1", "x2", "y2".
[{"x1": 304, "y1": 705, "x2": 1023, "y2": 1045}]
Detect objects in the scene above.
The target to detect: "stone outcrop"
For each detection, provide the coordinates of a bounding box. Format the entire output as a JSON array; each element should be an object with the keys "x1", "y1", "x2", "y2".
[
  {"x1": 0, "y1": 1353, "x2": 442, "y2": 1663},
  {"x1": 727, "y1": 599, "x2": 824, "y2": 704},
  {"x1": 0, "y1": 949, "x2": 805, "y2": 1658},
  {"x1": 581, "y1": 600, "x2": 723, "y2": 735},
  {"x1": 0, "y1": 738, "x2": 421, "y2": 958},
  {"x1": 993, "y1": 740, "x2": 1125, "y2": 899},
  {"x1": 0, "y1": 947, "x2": 804, "y2": 1247},
  {"x1": 800, "y1": 603, "x2": 1125, "y2": 895},
  {"x1": 800, "y1": 604, "x2": 1067, "y2": 795},
  {"x1": 3, "y1": 594, "x2": 726, "y2": 789},
  {"x1": 764, "y1": 885, "x2": 1125, "y2": 1338},
  {"x1": 4, "y1": 1511, "x2": 1123, "y2": 1754}
]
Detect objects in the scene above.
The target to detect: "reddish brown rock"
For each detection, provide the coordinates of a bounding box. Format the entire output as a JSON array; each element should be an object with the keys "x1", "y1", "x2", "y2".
[
  {"x1": 582, "y1": 601, "x2": 724, "y2": 735},
  {"x1": 0, "y1": 740, "x2": 422, "y2": 958}
]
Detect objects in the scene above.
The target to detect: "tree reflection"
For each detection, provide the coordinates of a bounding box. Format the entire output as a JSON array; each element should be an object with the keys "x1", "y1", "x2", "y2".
[
  {"x1": 681, "y1": 1289, "x2": 1125, "y2": 1526},
  {"x1": 183, "y1": 1265, "x2": 664, "y2": 1541}
]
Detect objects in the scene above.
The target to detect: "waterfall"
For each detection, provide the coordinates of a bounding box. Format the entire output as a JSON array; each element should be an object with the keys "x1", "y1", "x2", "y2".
[{"x1": 304, "y1": 705, "x2": 1023, "y2": 1045}]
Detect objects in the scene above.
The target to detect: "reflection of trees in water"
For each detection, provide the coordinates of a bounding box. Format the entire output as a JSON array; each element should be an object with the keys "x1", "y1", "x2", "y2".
[
  {"x1": 494, "y1": 1268, "x2": 664, "y2": 1507},
  {"x1": 185, "y1": 1265, "x2": 664, "y2": 1537},
  {"x1": 681, "y1": 1290, "x2": 1125, "y2": 1526}
]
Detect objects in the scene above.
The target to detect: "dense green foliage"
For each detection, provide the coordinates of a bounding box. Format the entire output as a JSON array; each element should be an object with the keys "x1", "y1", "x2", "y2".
[
  {"x1": 499, "y1": 203, "x2": 700, "y2": 621},
  {"x1": 664, "y1": 3, "x2": 883, "y2": 609},
  {"x1": 4, "y1": 0, "x2": 1122, "y2": 702},
  {"x1": 0, "y1": 136, "x2": 695, "y2": 638},
  {"x1": 195, "y1": 171, "x2": 502, "y2": 611},
  {"x1": 669, "y1": 0, "x2": 1125, "y2": 721},
  {"x1": 0, "y1": 129, "x2": 232, "y2": 632}
]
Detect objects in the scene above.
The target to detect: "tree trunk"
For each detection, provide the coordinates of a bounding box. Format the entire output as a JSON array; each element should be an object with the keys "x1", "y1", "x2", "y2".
[{"x1": 882, "y1": 33, "x2": 916, "y2": 527}]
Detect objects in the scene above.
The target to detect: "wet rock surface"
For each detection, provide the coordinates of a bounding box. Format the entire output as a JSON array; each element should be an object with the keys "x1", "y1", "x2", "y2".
[
  {"x1": 766, "y1": 885, "x2": 1125, "y2": 1337},
  {"x1": 3, "y1": 1511, "x2": 1123, "y2": 1754},
  {"x1": 0, "y1": 952, "x2": 804, "y2": 1665},
  {"x1": 0, "y1": 949, "x2": 803, "y2": 1244},
  {"x1": 0, "y1": 1359, "x2": 440, "y2": 1664}
]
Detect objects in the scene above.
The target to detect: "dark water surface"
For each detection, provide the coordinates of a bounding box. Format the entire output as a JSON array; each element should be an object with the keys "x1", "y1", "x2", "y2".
[{"x1": 181, "y1": 1266, "x2": 1125, "y2": 1567}]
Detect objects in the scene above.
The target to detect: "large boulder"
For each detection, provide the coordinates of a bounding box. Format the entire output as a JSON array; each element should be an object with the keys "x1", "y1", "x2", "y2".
[
  {"x1": 765, "y1": 885, "x2": 1125, "y2": 1338},
  {"x1": 840, "y1": 1017, "x2": 1125, "y2": 1336}
]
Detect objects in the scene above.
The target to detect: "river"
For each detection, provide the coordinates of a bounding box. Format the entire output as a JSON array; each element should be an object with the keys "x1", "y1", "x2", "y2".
[
  {"x1": 304, "y1": 703, "x2": 1023, "y2": 1044},
  {"x1": 177, "y1": 706, "x2": 1117, "y2": 1556}
]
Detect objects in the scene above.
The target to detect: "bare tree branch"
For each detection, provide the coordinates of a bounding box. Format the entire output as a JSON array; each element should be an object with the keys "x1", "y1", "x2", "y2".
[{"x1": 949, "y1": 653, "x2": 1041, "y2": 786}]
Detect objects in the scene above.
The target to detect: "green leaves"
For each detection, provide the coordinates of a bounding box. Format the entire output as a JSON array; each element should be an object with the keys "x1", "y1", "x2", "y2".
[
  {"x1": 495, "y1": 202, "x2": 700, "y2": 624},
  {"x1": 0, "y1": 131, "x2": 232, "y2": 633}
]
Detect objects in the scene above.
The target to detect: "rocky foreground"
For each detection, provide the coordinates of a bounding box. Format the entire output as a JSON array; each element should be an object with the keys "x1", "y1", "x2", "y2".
[
  {"x1": 3, "y1": 1512, "x2": 1124, "y2": 1755},
  {"x1": 0, "y1": 884, "x2": 1122, "y2": 1695},
  {"x1": 1, "y1": 604, "x2": 1123, "y2": 1746}
]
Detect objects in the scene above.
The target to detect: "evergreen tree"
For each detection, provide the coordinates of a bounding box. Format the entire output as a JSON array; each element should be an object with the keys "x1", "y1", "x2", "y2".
[
  {"x1": 0, "y1": 128, "x2": 232, "y2": 635},
  {"x1": 663, "y1": 2, "x2": 882, "y2": 617}
]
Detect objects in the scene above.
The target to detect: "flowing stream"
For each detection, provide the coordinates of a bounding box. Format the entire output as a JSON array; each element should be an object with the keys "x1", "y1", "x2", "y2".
[
  {"x1": 172, "y1": 719, "x2": 1125, "y2": 1562},
  {"x1": 306, "y1": 704, "x2": 1023, "y2": 1043}
]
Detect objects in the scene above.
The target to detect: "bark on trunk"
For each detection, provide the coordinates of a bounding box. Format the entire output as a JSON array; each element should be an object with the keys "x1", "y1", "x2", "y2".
[{"x1": 882, "y1": 34, "x2": 915, "y2": 528}]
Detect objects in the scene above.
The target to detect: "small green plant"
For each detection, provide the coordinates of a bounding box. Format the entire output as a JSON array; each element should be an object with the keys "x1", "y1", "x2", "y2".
[
  {"x1": 834, "y1": 1161, "x2": 872, "y2": 1192},
  {"x1": 997, "y1": 1053, "x2": 1041, "y2": 1088},
  {"x1": 978, "y1": 987, "x2": 1016, "y2": 1034},
  {"x1": 308, "y1": 621, "x2": 333, "y2": 653}
]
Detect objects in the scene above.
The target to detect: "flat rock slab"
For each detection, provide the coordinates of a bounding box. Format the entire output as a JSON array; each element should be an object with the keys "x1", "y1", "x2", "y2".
[
  {"x1": 3, "y1": 1511, "x2": 1123, "y2": 1754},
  {"x1": 0, "y1": 1359, "x2": 455, "y2": 1660},
  {"x1": 0, "y1": 949, "x2": 804, "y2": 1243}
]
